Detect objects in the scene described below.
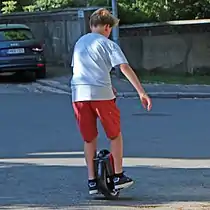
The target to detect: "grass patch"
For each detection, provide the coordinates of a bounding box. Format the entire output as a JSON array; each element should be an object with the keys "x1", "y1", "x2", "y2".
[{"x1": 136, "y1": 71, "x2": 210, "y2": 85}]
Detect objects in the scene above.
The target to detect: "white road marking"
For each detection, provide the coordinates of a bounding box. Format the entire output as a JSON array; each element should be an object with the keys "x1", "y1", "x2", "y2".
[{"x1": 1, "y1": 157, "x2": 210, "y2": 168}]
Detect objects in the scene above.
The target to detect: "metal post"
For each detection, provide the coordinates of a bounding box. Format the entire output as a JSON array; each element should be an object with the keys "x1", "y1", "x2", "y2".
[
  {"x1": 111, "y1": 0, "x2": 121, "y2": 77},
  {"x1": 111, "y1": 0, "x2": 119, "y2": 45}
]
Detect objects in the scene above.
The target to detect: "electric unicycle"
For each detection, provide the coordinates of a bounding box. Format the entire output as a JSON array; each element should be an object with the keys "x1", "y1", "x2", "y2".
[{"x1": 94, "y1": 149, "x2": 120, "y2": 199}]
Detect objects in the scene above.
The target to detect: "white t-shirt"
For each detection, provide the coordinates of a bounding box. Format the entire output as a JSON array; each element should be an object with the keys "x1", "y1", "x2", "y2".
[{"x1": 70, "y1": 32, "x2": 128, "y2": 102}]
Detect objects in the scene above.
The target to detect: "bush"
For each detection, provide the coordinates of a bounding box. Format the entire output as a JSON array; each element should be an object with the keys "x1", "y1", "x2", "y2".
[
  {"x1": 2, "y1": 0, "x2": 210, "y2": 23},
  {"x1": 32, "y1": 0, "x2": 74, "y2": 11},
  {"x1": 20, "y1": 0, "x2": 74, "y2": 12},
  {"x1": 1, "y1": 1, "x2": 17, "y2": 14},
  {"x1": 118, "y1": 1, "x2": 150, "y2": 24},
  {"x1": 87, "y1": 0, "x2": 108, "y2": 6},
  {"x1": 88, "y1": 0, "x2": 210, "y2": 24},
  {"x1": 22, "y1": 4, "x2": 36, "y2": 12},
  {"x1": 121, "y1": 0, "x2": 210, "y2": 24}
]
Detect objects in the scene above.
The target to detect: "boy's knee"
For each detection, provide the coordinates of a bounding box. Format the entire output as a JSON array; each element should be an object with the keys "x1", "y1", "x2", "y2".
[
  {"x1": 108, "y1": 132, "x2": 121, "y2": 141},
  {"x1": 84, "y1": 135, "x2": 98, "y2": 143}
]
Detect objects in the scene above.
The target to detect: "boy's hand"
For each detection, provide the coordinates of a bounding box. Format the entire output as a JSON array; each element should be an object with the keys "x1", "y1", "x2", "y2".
[
  {"x1": 140, "y1": 93, "x2": 152, "y2": 111},
  {"x1": 112, "y1": 87, "x2": 117, "y2": 96}
]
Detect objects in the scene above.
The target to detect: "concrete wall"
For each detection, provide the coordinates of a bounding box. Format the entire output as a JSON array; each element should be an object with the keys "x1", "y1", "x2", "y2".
[{"x1": 119, "y1": 20, "x2": 210, "y2": 74}]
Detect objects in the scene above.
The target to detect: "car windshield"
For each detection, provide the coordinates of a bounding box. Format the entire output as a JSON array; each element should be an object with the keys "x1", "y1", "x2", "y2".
[{"x1": 0, "y1": 28, "x2": 34, "y2": 41}]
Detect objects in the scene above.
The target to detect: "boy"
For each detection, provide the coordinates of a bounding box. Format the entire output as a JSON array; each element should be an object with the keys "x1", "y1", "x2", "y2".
[{"x1": 71, "y1": 8, "x2": 152, "y2": 195}]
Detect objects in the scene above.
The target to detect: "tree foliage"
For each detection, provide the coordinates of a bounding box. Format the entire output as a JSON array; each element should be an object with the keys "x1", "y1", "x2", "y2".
[
  {"x1": 88, "y1": 0, "x2": 210, "y2": 24},
  {"x1": 1, "y1": 0, "x2": 75, "y2": 13},
  {"x1": 31, "y1": 0, "x2": 74, "y2": 11},
  {"x1": 1, "y1": 0, "x2": 210, "y2": 24},
  {"x1": 117, "y1": 0, "x2": 210, "y2": 24},
  {"x1": 1, "y1": 1, "x2": 17, "y2": 14}
]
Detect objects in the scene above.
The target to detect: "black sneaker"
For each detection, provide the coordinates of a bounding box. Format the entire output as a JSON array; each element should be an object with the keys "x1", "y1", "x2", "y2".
[
  {"x1": 88, "y1": 180, "x2": 98, "y2": 195},
  {"x1": 113, "y1": 173, "x2": 134, "y2": 190}
]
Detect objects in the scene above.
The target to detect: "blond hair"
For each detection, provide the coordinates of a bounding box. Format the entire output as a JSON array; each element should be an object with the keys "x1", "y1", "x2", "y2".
[{"x1": 90, "y1": 8, "x2": 119, "y2": 27}]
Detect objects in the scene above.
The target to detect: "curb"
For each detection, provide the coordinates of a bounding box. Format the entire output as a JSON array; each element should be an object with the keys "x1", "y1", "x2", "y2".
[
  {"x1": 37, "y1": 80, "x2": 210, "y2": 99},
  {"x1": 119, "y1": 92, "x2": 210, "y2": 99}
]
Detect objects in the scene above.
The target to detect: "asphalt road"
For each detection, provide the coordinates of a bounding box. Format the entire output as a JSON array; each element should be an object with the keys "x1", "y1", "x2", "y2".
[
  {"x1": 0, "y1": 74, "x2": 70, "y2": 94},
  {"x1": 0, "y1": 84, "x2": 210, "y2": 209}
]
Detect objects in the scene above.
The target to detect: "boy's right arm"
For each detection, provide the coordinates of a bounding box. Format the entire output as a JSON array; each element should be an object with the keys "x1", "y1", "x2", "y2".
[{"x1": 107, "y1": 42, "x2": 152, "y2": 111}]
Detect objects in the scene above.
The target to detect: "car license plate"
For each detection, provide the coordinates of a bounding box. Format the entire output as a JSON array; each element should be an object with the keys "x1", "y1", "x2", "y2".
[{"x1": 7, "y1": 48, "x2": 25, "y2": 54}]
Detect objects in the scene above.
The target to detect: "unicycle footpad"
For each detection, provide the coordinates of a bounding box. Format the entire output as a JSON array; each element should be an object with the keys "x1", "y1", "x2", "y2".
[{"x1": 94, "y1": 149, "x2": 120, "y2": 199}]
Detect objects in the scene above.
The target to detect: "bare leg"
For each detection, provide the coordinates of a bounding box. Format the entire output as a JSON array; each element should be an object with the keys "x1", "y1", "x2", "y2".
[
  {"x1": 110, "y1": 132, "x2": 134, "y2": 189},
  {"x1": 110, "y1": 132, "x2": 123, "y2": 174},
  {"x1": 84, "y1": 137, "x2": 97, "y2": 180}
]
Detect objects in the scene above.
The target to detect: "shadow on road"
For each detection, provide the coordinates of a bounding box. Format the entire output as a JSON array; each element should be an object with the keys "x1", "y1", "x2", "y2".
[
  {"x1": 0, "y1": 73, "x2": 35, "y2": 84},
  {"x1": 0, "y1": 156, "x2": 210, "y2": 209},
  {"x1": 0, "y1": 65, "x2": 70, "y2": 84}
]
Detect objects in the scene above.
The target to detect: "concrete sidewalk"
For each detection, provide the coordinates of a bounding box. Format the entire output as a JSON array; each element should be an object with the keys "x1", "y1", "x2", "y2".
[{"x1": 37, "y1": 74, "x2": 210, "y2": 98}]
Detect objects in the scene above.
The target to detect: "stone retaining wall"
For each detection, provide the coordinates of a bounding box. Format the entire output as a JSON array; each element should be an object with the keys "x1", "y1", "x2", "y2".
[{"x1": 119, "y1": 19, "x2": 210, "y2": 74}]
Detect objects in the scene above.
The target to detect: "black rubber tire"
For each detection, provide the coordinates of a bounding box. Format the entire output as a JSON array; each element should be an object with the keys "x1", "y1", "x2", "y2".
[
  {"x1": 36, "y1": 67, "x2": 46, "y2": 79},
  {"x1": 97, "y1": 161, "x2": 120, "y2": 199}
]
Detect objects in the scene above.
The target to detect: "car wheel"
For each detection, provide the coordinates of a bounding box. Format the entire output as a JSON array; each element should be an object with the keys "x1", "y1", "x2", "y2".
[{"x1": 36, "y1": 67, "x2": 46, "y2": 79}]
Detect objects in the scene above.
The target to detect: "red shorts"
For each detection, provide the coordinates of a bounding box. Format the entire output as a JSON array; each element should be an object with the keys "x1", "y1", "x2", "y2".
[{"x1": 72, "y1": 99, "x2": 121, "y2": 142}]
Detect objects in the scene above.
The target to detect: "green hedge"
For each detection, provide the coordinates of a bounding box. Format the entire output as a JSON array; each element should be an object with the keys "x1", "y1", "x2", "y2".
[
  {"x1": 88, "y1": 0, "x2": 210, "y2": 24},
  {"x1": 2, "y1": 0, "x2": 210, "y2": 23}
]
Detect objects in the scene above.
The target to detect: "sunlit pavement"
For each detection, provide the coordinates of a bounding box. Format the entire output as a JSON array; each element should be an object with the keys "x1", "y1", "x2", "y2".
[{"x1": 0, "y1": 94, "x2": 210, "y2": 209}]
